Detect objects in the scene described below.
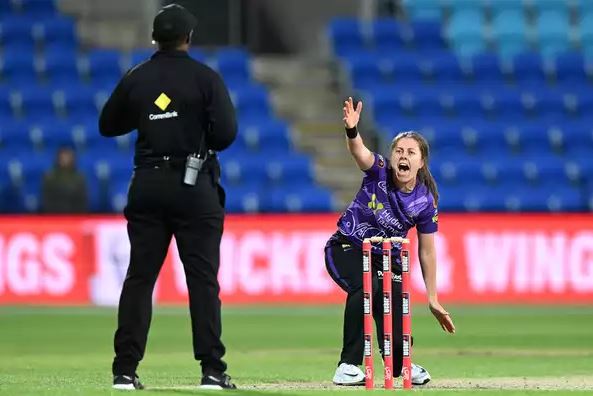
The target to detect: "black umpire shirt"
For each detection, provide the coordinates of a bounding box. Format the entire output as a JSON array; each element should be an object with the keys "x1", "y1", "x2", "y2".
[{"x1": 98, "y1": 50, "x2": 237, "y2": 168}]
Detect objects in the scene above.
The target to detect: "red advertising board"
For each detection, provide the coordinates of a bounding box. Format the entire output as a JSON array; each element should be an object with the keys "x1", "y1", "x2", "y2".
[
  {"x1": 0, "y1": 213, "x2": 592, "y2": 305},
  {"x1": 0, "y1": 217, "x2": 91, "y2": 304}
]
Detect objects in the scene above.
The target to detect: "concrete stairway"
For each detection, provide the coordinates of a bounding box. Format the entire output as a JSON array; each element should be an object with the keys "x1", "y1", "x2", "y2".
[
  {"x1": 59, "y1": 0, "x2": 159, "y2": 50},
  {"x1": 253, "y1": 55, "x2": 369, "y2": 210}
]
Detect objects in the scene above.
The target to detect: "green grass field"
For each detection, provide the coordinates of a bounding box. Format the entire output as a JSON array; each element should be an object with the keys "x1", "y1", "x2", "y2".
[{"x1": 1, "y1": 305, "x2": 592, "y2": 395}]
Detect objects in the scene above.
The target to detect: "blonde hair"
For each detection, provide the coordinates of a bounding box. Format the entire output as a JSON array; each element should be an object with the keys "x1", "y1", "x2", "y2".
[{"x1": 390, "y1": 131, "x2": 439, "y2": 205}]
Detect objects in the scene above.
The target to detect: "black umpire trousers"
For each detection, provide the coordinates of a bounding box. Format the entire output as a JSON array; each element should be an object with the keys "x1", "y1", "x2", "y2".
[
  {"x1": 112, "y1": 165, "x2": 227, "y2": 377},
  {"x1": 324, "y1": 233, "x2": 404, "y2": 375}
]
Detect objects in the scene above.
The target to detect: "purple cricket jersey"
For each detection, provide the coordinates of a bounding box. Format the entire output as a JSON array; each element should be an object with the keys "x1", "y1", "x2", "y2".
[{"x1": 336, "y1": 152, "x2": 438, "y2": 255}]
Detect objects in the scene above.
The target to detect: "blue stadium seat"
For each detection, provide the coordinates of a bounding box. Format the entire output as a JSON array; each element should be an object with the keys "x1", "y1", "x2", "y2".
[
  {"x1": 442, "y1": 182, "x2": 506, "y2": 211},
  {"x1": 518, "y1": 86, "x2": 565, "y2": 119},
  {"x1": 78, "y1": 149, "x2": 133, "y2": 183},
  {"x1": 586, "y1": 184, "x2": 593, "y2": 211},
  {"x1": 74, "y1": 120, "x2": 131, "y2": 152},
  {"x1": 448, "y1": 0, "x2": 479, "y2": 13},
  {"x1": 241, "y1": 120, "x2": 292, "y2": 152},
  {"x1": 0, "y1": 120, "x2": 31, "y2": 150},
  {"x1": 84, "y1": 49, "x2": 123, "y2": 84},
  {"x1": 553, "y1": 52, "x2": 589, "y2": 83},
  {"x1": 19, "y1": 0, "x2": 57, "y2": 16},
  {"x1": 0, "y1": 1, "x2": 12, "y2": 14},
  {"x1": 82, "y1": 172, "x2": 107, "y2": 212},
  {"x1": 221, "y1": 156, "x2": 267, "y2": 186},
  {"x1": 536, "y1": 11, "x2": 571, "y2": 58},
  {"x1": 565, "y1": 147, "x2": 593, "y2": 183},
  {"x1": 468, "y1": 52, "x2": 505, "y2": 82},
  {"x1": 384, "y1": 54, "x2": 424, "y2": 82},
  {"x1": 574, "y1": 0, "x2": 593, "y2": 14},
  {"x1": 509, "y1": 123, "x2": 554, "y2": 153},
  {"x1": 559, "y1": 85, "x2": 593, "y2": 117},
  {"x1": 0, "y1": 16, "x2": 34, "y2": 46},
  {"x1": 432, "y1": 156, "x2": 484, "y2": 185},
  {"x1": 40, "y1": 46, "x2": 79, "y2": 83},
  {"x1": 371, "y1": 18, "x2": 407, "y2": 52},
  {"x1": 505, "y1": 182, "x2": 584, "y2": 212},
  {"x1": 215, "y1": 48, "x2": 251, "y2": 86},
  {"x1": 410, "y1": 20, "x2": 446, "y2": 50},
  {"x1": 108, "y1": 178, "x2": 130, "y2": 212},
  {"x1": 231, "y1": 86, "x2": 271, "y2": 123},
  {"x1": 345, "y1": 54, "x2": 385, "y2": 90},
  {"x1": 267, "y1": 185, "x2": 333, "y2": 212},
  {"x1": 2, "y1": 42, "x2": 35, "y2": 56},
  {"x1": 437, "y1": 184, "x2": 465, "y2": 211},
  {"x1": 408, "y1": 89, "x2": 443, "y2": 117},
  {"x1": 27, "y1": 121, "x2": 77, "y2": 150},
  {"x1": 489, "y1": 0, "x2": 524, "y2": 17},
  {"x1": 403, "y1": 0, "x2": 443, "y2": 20},
  {"x1": 553, "y1": 51, "x2": 593, "y2": 84},
  {"x1": 530, "y1": 0, "x2": 570, "y2": 17},
  {"x1": 478, "y1": 156, "x2": 526, "y2": 183},
  {"x1": 266, "y1": 154, "x2": 314, "y2": 184},
  {"x1": 35, "y1": 17, "x2": 76, "y2": 46},
  {"x1": 0, "y1": 88, "x2": 14, "y2": 117},
  {"x1": 443, "y1": 90, "x2": 482, "y2": 117},
  {"x1": 371, "y1": 88, "x2": 405, "y2": 124},
  {"x1": 419, "y1": 122, "x2": 464, "y2": 150},
  {"x1": 480, "y1": 88, "x2": 525, "y2": 120},
  {"x1": 556, "y1": 121, "x2": 593, "y2": 152},
  {"x1": 422, "y1": 52, "x2": 464, "y2": 82},
  {"x1": 460, "y1": 123, "x2": 509, "y2": 154},
  {"x1": 510, "y1": 52, "x2": 549, "y2": 83},
  {"x1": 55, "y1": 85, "x2": 99, "y2": 117},
  {"x1": 224, "y1": 185, "x2": 261, "y2": 213},
  {"x1": 10, "y1": 177, "x2": 43, "y2": 212},
  {"x1": 328, "y1": 18, "x2": 367, "y2": 57},
  {"x1": 14, "y1": 86, "x2": 56, "y2": 119},
  {"x1": 447, "y1": 10, "x2": 486, "y2": 58},
  {"x1": 5, "y1": 150, "x2": 53, "y2": 188},
  {"x1": 578, "y1": 13, "x2": 593, "y2": 57},
  {"x1": 491, "y1": 10, "x2": 529, "y2": 59},
  {"x1": 520, "y1": 156, "x2": 569, "y2": 182},
  {"x1": 0, "y1": 52, "x2": 37, "y2": 83}
]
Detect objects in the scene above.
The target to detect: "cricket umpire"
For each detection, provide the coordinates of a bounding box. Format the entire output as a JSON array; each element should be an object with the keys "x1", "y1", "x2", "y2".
[{"x1": 98, "y1": 3, "x2": 237, "y2": 390}]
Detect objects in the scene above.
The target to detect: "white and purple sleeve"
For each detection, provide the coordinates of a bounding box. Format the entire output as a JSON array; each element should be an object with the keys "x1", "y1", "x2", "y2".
[
  {"x1": 416, "y1": 195, "x2": 439, "y2": 234},
  {"x1": 362, "y1": 152, "x2": 388, "y2": 181}
]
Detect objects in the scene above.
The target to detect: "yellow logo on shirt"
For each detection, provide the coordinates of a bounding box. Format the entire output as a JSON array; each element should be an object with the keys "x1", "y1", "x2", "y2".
[
  {"x1": 154, "y1": 93, "x2": 171, "y2": 111},
  {"x1": 432, "y1": 211, "x2": 438, "y2": 223},
  {"x1": 368, "y1": 194, "x2": 384, "y2": 214}
]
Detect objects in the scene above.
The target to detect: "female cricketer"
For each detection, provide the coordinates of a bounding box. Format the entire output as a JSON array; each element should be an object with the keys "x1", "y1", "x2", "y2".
[{"x1": 325, "y1": 97, "x2": 456, "y2": 386}]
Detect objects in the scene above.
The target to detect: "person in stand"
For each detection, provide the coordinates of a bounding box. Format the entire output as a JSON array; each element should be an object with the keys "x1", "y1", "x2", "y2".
[
  {"x1": 325, "y1": 97, "x2": 456, "y2": 386},
  {"x1": 99, "y1": 3, "x2": 237, "y2": 390},
  {"x1": 41, "y1": 146, "x2": 88, "y2": 213}
]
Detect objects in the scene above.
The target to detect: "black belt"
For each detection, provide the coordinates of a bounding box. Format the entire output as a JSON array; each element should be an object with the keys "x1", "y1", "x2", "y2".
[
  {"x1": 135, "y1": 156, "x2": 186, "y2": 170},
  {"x1": 135, "y1": 154, "x2": 217, "y2": 172}
]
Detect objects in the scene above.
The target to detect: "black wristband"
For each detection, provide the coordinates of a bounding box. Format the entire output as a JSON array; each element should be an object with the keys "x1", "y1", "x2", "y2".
[{"x1": 345, "y1": 126, "x2": 358, "y2": 139}]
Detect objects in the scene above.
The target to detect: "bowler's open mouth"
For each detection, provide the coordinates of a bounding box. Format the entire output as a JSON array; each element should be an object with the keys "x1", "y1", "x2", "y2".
[{"x1": 397, "y1": 162, "x2": 410, "y2": 172}]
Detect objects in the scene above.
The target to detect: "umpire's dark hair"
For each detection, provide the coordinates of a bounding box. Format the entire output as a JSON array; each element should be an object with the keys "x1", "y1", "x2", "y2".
[{"x1": 390, "y1": 131, "x2": 439, "y2": 205}]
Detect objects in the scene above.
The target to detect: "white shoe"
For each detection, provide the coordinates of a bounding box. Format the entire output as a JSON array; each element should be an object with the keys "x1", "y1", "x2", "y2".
[
  {"x1": 410, "y1": 363, "x2": 431, "y2": 385},
  {"x1": 332, "y1": 363, "x2": 365, "y2": 386}
]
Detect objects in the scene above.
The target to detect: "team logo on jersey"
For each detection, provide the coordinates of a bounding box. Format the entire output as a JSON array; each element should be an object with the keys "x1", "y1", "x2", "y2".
[
  {"x1": 154, "y1": 93, "x2": 171, "y2": 111},
  {"x1": 432, "y1": 209, "x2": 438, "y2": 223},
  {"x1": 378, "y1": 156, "x2": 385, "y2": 168},
  {"x1": 367, "y1": 194, "x2": 384, "y2": 214}
]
